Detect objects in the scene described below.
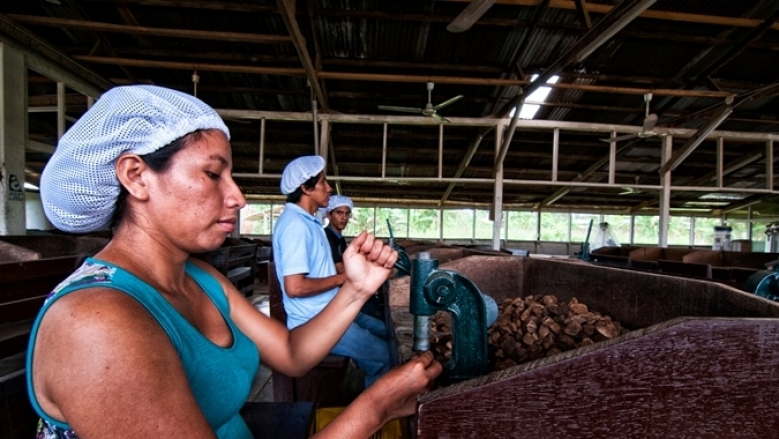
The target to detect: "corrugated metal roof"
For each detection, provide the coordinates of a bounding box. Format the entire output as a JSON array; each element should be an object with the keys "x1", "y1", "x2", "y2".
[{"x1": 6, "y1": 0, "x2": 779, "y2": 215}]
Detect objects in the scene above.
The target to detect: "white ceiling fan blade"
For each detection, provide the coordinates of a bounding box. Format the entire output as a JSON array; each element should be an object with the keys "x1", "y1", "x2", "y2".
[
  {"x1": 434, "y1": 95, "x2": 464, "y2": 111},
  {"x1": 446, "y1": 0, "x2": 496, "y2": 33},
  {"x1": 642, "y1": 113, "x2": 658, "y2": 132},
  {"x1": 378, "y1": 105, "x2": 423, "y2": 114},
  {"x1": 431, "y1": 112, "x2": 451, "y2": 124},
  {"x1": 600, "y1": 133, "x2": 638, "y2": 143}
]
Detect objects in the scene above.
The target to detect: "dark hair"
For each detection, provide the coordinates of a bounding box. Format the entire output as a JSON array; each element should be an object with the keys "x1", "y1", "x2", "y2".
[
  {"x1": 285, "y1": 172, "x2": 322, "y2": 203},
  {"x1": 110, "y1": 130, "x2": 206, "y2": 228}
]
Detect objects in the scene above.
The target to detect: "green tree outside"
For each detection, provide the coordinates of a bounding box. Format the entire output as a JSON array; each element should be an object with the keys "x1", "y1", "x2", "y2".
[
  {"x1": 240, "y1": 201, "x2": 765, "y2": 249},
  {"x1": 409, "y1": 208, "x2": 440, "y2": 239},
  {"x1": 507, "y1": 211, "x2": 538, "y2": 240},
  {"x1": 540, "y1": 212, "x2": 570, "y2": 241}
]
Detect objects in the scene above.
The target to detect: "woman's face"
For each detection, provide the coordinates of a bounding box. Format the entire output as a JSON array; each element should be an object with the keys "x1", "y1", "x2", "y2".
[{"x1": 146, "y1": 129, "x2": 246, "y2": 253}]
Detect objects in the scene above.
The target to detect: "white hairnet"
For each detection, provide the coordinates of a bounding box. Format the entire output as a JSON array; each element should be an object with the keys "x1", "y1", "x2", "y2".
[
  {"x1": 327, "y1": 194, "x2": 353, "y2": 213},
  {"x1": 40, "y1": 85, "x2": 229, "y2": 233},
  {"x1": 280, "y1": 155, "x2": 325, "y2": 195}
]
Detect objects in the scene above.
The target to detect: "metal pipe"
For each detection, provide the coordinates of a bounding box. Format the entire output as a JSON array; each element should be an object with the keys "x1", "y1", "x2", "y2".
[
  {"x1": 552, "y1": 128, "x2": 559, "y2": 182},
  {"x1": 438, "y1": 124, "x2": 443, "y2": 179},
  {"x1": 767, "y1": 140, "x2": 774, "y2": 190},
  {"x1": 57, "y1": 81, "x2": 66, "y2": 139},
  {"x1": 382, "y1": 123, "x2": 387, "y2": 178},
  {"x1": 258, "y1": 118, "x2": 265, "y2": 174},
  {"x1": 311, "y1": 84, "x2": 319, "y2": 155},
  {"x1": 234, "y1": 171, "x2": 774, "y2": 194},
  {"x1": 608, "y1": 131, "x2": 616, "y2": 184},
  {"x1": 216, "y1": 109, "x2": 779, "y2": 141},
  {"x1": 717, "y1": 137, "x2": 724, "y2": 188}
]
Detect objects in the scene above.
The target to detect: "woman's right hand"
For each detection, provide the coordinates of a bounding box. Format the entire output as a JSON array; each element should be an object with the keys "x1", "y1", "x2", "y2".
[
  {"x1": 341, "y1": 231, "x2": 397, "y2": 299},
  {"x1": 364, "y1": 351, "x2": 443, "y2": 421},
  {"x1": 314, "y1": 351, "x2": 442, "y2": 438}
]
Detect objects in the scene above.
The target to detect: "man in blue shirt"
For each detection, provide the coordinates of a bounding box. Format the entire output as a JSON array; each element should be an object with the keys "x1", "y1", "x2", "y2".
[{"x1": 272, "y1": 156, "x2": 390, "y2": 388}]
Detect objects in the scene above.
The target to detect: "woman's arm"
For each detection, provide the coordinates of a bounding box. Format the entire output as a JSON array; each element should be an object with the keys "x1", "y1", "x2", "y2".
[
  {"x1": 283, "y1": 272, "x2": 345, "y2": 298},
  {"x1": 224, "y1": 232, "x2": 397, "y2": 376},
  {"x1": 314, "y1": 351, "x2": 442, "y2": 438},
  {"x1": 31, "y1": 288, "x2": 216, "y2": 439}
]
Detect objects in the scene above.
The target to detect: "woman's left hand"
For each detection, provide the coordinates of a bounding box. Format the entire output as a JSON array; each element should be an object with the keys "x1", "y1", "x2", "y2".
[{"x1": 341, "y1": 231, "x2": 398, "y2": 297}]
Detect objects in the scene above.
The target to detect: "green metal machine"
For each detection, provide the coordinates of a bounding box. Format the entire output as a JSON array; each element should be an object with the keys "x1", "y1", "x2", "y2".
[
  {"x1": 408, "y1": 253, "x2": 498, "y2": 383},
  {"x1": 386, "y1": 219, "x2": 498, "y2": 383}
]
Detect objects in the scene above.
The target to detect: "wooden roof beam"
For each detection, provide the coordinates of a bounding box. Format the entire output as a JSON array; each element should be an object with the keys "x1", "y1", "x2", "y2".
[
  {"x1": 7, "y1": 14, "x2": 291, "y2": 44},
  {"x1": 60, "y1": 1, "x2": 138, "y2": 84},
  {"x1": 713, "y1": 197, "x2": 766, "y2": 216},
  {"x1": 84, "y1": 0, "x2": 282, "y2": 13},
  {"x1": 573, "y1": 0, "x2": 592, "y2": 30},
  {"x1": 686, "y1": 150, "x2": 764, "y2": 187},
  {"x1": 87, "y1": 0, "x2": 779, "y2": 31},
  {"x1": 439, "y1": 0, "x2": 779, "y2": 31},
  {"x1": 493, "y1": 0, "x2": 657, "y2": 118},
  {"x1": 488, "y1": 0, "x2": 551, "y2": 114},
  {"x1": 74, "y1": 55, "x2": 307, "y2": 75},
  {"x1": 440, "y1": 127, "x2": 494, "y2": 205},
  {"x1": 659, "y1": 103, "x2": 734, "y2": 176},
  {"x1": 71, "y1": 55, "x2": 735, "y2": 99},
  {"x1": 702, "y1": 7, "x2": 779, "y2": 81},
  {"x1": 540, "y1": 140, "x2": 635, "y2": 207},
  {"x1": 276, "y1": 0, "x2": 328, "y2": 110}
]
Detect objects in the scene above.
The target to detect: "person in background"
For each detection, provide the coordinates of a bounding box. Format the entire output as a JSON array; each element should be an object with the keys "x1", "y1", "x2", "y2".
[
  {"x1": 324, "y1": 194, "x2": 353, "y2": 275},
  {"x1": 323, "y1": 194, "x2": 386, "y2": 321},
  {"x1": 27, "y1": 85, "x2": 441, "y2": 439},
  {"x1": 272, "y1": 156, "x2": 392, "y2": 388}
]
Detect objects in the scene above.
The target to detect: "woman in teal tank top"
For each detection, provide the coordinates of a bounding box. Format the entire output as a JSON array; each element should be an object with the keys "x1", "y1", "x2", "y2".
[{"x1": 27, "y1": 85, "x2": 441, "y2": 439}]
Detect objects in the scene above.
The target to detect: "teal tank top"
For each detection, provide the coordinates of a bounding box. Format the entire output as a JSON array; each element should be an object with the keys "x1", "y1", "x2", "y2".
[{"x1": 26, "y1": 257, "x2": 260, "y2": 438}]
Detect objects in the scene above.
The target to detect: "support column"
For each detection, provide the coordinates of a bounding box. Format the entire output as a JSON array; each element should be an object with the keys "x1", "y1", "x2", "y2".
[
  {"x1": 0, "y1": 43, "x2": 27, "y2": 235},
  {"x1": 658, "y1": 135, "x2": 673, "y2": 248},
  {"x1": 492, "y1": 125, "x2": 504, "y2": 250}
]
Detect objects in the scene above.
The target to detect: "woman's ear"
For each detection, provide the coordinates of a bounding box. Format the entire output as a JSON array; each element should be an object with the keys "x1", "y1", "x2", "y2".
[{"x1": 115, "y1": 154, "x2": 150, "y2": 201}]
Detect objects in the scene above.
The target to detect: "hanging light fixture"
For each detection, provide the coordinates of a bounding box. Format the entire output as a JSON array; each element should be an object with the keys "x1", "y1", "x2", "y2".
[{"x1": 192, "y1": 70, "x2": 199, "y2": 97}]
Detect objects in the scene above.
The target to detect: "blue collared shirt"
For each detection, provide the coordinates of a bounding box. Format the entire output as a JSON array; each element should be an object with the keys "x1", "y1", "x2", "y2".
[{"x1": 272, "y1": 203, "x2": 338, "y2": 329}]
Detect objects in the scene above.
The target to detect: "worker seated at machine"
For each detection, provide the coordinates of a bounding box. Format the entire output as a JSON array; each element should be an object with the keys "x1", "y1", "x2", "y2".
[
  {"x1": 321, "y1": 194, "x2": 386, "y2": 322},
  {"x1": 272, "y1": 156, "x2": 392, "y2": 389}
]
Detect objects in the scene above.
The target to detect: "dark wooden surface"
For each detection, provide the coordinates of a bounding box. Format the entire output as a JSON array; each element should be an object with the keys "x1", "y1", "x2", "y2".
[
  {"x1": 0, "y1": 256, "x2": 78, "y2": 358},
  {"x1": 416, "y1": 318, "x2": 779, "y2": 438},
  {"x1": 0, "y1": 353, "x2": 36, "y2": 439},
  {"x1": 267, "y1": 263, "x2": 350, "y2": 406},
  {"x1": 385, "y1": 255, "x2": 779, "y2": 439},
  {"x1": 0, "y1": 255, "x2": 83, "y2": 439},
  {"x1": 658, "y1": 259, "x2": 712, "y2": 279},
  {"x1": 240, "y1": 402, "x2": 315, "y2": 439}
]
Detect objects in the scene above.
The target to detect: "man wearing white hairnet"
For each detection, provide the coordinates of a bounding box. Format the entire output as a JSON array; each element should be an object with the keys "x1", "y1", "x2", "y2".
[
  {"x1": 324, "y1": 194, "x2": 353, "y2": 274},
  {"x1": 272, "y1": 156, "x2": 390, "y2": 388}
]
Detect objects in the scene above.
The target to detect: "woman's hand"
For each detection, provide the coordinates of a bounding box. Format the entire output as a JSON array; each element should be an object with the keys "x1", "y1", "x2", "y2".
[
  {"x1": 341, "y1": 231, "x2": 398, "y2": 297},
  {"x1": 367, "y1": 351, "x2": 443, "y2": 420},
  {"x1": 313, "y1": 351, "x2": 442, "y2": 439}
]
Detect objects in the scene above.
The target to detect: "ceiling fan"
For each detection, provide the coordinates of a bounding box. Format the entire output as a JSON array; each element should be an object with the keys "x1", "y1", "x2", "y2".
[
  {"x1": 377, "y1": 82, "x2": 464, "y2": 123},
  {"x1": 619, "y1": 176, "x2": 644, "y2": 195},
  {"x1": 447, "y1": 0, "x2": 496, "y2": 33},
  {"x1": 600, "y1": 93, "x2": 666, "y2": 142}
]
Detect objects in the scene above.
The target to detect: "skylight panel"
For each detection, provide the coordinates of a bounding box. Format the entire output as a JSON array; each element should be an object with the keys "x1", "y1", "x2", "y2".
[{"x1": 509, "y1": 75, "x2": 559, "y2": 119}]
